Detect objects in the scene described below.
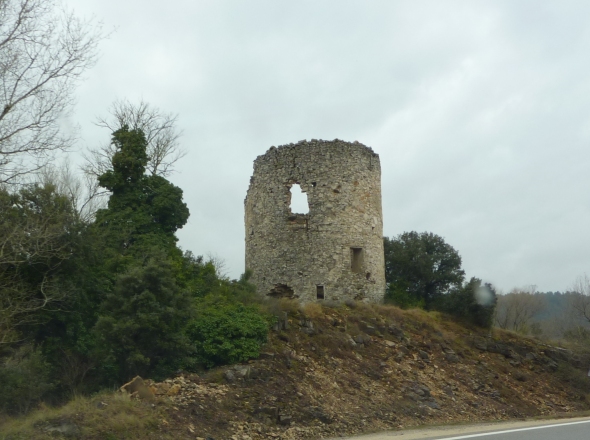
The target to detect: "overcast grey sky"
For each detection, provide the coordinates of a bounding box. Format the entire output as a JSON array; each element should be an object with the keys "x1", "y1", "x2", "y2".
[{"x1": 64, "y1": 0, "x2": 590, "y2": 293}]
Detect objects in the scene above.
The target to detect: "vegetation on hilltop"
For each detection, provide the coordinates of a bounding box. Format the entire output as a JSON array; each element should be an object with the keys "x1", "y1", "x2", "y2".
[
  {"x1": 0, "y1": 0, "x2": 271, "y2": 413},
  {"x1": 383, "y1": 232, "x2": 590, "y2": 343},
  {"x1": 0, "y1": 116, "x2": 272, "y2": 411},
  {"x1": 383, "y1": 232, "x2": 497, "y2": 329}
]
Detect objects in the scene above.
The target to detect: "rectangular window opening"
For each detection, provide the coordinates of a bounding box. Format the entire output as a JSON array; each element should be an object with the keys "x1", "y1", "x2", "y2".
[
  {"x1": 289, "y1": 183, "x2": 309, "y2": 214},
  {"x1": 351, "y1": 247, "x2": 364, "y2": 273},
  {"x1": 316, "y1": 285, "x2": 325, "y2": 300}
]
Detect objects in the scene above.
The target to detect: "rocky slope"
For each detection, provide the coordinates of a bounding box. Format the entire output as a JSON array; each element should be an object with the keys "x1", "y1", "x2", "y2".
[{"x1": 136, "y1": 302, "x2": 590, "y2": 439}]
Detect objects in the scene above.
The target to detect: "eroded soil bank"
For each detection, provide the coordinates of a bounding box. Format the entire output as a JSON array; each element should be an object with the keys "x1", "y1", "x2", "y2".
[
  {"x1": 147, "y1": 303, "x2": 590, "y2": 439},
  {"x1": 3, "y1": 303, "x2": 590, "y2": 439}
]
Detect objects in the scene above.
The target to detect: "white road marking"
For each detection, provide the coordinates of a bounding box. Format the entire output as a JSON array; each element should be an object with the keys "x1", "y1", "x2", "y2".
[{"x1": 437, "y1": 419, "x2": 590, "y2": 439}]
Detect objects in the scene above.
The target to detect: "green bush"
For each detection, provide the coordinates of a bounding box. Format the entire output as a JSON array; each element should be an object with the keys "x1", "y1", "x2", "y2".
[
  {"x1": 436, "y1": 277, "x2": 497, "y2": 328},
  {"x1": 187, "y1": 297, "x2": 270, "y2": 368},
  {"x1": 0, "y1": 345, "x2": 53, "y2": 414},
  {"x1": 556, "y1": 361, "x2": 590, "y2": 394},
  {"x1": 93, "y1": 255, "x2": 194, "y2": 382},
  {"x1": 385, "y1": 285, "x2": 425, "y2": 309}
]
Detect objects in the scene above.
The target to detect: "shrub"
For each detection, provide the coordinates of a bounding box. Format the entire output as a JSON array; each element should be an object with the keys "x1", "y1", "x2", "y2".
[
  {"x1": 0, "y1": 345, "x2": 53, "y2": 414},
  {"x1": 265, "y1": 297, "x2": 301, "y2": 315},
  {"x1": 93, "y1": 256, "x2": 194, "y2": 382},
  {"x1": 436, "y1": 277, "x2": 497, "y2": 328},
  {"x1": 563, "y1": 326, "x2": 590, "y2": 345},
  {"x1": 556, "y1": 361, "x2": 590, "y2": 394},
  {"x1": 302, "y1": 302, "x2": 323, "y2": 319},
  {"x1": 385, "y1": 287, "x2": 425, "y2": 309},
  {"x1": 187, "y1": 297, "x2": 271, "y2": 368}
]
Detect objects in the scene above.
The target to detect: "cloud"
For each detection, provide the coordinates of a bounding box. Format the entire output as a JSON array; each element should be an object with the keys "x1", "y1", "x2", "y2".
[{"x1": 67, "y1": 0, "x2": 590, "y2": 292}]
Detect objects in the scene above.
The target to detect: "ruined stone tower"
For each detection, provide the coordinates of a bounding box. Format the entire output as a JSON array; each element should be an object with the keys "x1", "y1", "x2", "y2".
[{"x1": 244, "y1": 139, "x2": 385, "y2": 303}]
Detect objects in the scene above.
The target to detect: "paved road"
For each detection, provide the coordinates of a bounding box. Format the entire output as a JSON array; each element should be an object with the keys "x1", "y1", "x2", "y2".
[
  {"x1": 330, "y1": 417, "x2": 590, "y2": 440},
  {"x1": 432, "y1": 419, "x2": 590, "y2": 440}
]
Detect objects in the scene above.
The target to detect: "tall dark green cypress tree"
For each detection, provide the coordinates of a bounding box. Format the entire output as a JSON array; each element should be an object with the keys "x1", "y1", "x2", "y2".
[{"x1": 94, "y1": 125, "x2": 189, "y2": 262}]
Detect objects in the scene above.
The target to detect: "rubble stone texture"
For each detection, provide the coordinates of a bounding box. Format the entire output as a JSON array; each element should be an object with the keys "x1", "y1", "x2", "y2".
[{"x1": 245, "y1": 139, "x2": 386, "y2": 303}]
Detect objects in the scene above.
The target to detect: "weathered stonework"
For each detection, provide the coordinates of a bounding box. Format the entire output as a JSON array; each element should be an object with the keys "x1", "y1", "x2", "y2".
[{"x1": 244, "y1": 139, "x2": 385, "y2": 303}]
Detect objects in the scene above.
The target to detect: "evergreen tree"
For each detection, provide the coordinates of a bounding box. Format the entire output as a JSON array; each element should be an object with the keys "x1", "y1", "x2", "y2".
[
  {"x1": 384, "y1": 232, "x2": 465, "y2": 309},
  {"x1": 94, "y1": 125, "x2": 189, "y2": 263},
  {"x1": 94, "y1": 256, "x2": 194, "y2": 381},
  {"x1": 437, "y1": 277, "x2": 497, "y2": 328}
]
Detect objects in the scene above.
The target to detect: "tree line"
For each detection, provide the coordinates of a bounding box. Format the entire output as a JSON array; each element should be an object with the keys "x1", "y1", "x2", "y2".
[
  {"x1": 383, "y1": 232, "x2": 590, "y2": 344},
  {"x1": 494, "y1": 285, "x2": 590, "y2": 342}
]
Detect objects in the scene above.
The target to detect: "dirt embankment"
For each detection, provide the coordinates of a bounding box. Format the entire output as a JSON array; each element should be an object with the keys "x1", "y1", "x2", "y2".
[
  {"x1": 148, "y1": 303, "x2": 590, "y2": 439},
  {"x1": 5, "y1": 302, "x2": 590, "y2": 440}
]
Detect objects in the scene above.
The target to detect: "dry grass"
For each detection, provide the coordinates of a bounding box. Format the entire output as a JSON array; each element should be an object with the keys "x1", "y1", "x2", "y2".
[
  {"x1": 302, "y1": 302, "x2": 323, "y2": 319},
  {"x1": 264, "y1": 297, "x2": 301, "y2": 316},
  {"x1": 0, "y1": 391, "x2": 168, "y2": 440},
  {"x1": 345, "y1": 321, "x2": 362, "y2": 336},
  {"x1": 372, "y1": 303, "x2": 405, "y2": 321}
]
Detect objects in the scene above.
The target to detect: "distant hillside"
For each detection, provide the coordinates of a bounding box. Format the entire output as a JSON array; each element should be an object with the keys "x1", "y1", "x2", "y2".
[{"x1": 533, "y1": 291, "x2": 573, "y2": 321}]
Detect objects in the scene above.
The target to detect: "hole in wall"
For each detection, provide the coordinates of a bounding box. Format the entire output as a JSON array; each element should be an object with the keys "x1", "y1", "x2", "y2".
[
  {"x1": 268, "y1": 284, "x2": 294, "y2": 298},
  {"x1": 316, "y1": 285, "x2": 325, "y2": 300},
  {"x1": 366, "y1": 272, "x2": 371, "y2": 280},
  {"x1": 351, "y1": 247, "x2": 364, "y2": 273},
  {"x1": 289, "y1": 184, "x2": 309, "y2": 214}
]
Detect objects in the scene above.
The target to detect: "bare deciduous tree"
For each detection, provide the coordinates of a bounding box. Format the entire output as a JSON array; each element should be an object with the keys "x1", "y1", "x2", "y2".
[
  {"x1": 0, "y1": 0, "x2": 103, "y2": 184},
  {"x1": 0, "y1": 183, "x2": 77, "y2": 345},
  {"x1": 84, "y1": 99, "x2": 185, "y2": 180},
  {"x1": 570, "y1": 274, "x2": 590, "y2": 323},
  {"x1": 41, "y1": 161, "x2": 106, "y2": 223},
  {"x1": 495, "y1": 286, "x2": 545, "y2": 333}
]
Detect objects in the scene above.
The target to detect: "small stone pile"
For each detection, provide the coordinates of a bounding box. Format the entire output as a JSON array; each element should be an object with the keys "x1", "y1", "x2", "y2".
[{"x1": 120, "y1": 375, "x2": 229, "y2": 408}]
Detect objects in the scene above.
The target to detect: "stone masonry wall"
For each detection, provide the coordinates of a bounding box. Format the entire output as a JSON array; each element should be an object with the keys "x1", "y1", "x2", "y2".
[{"x1": 244, "y1": 139, "x2": 385, "y2": 303}]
